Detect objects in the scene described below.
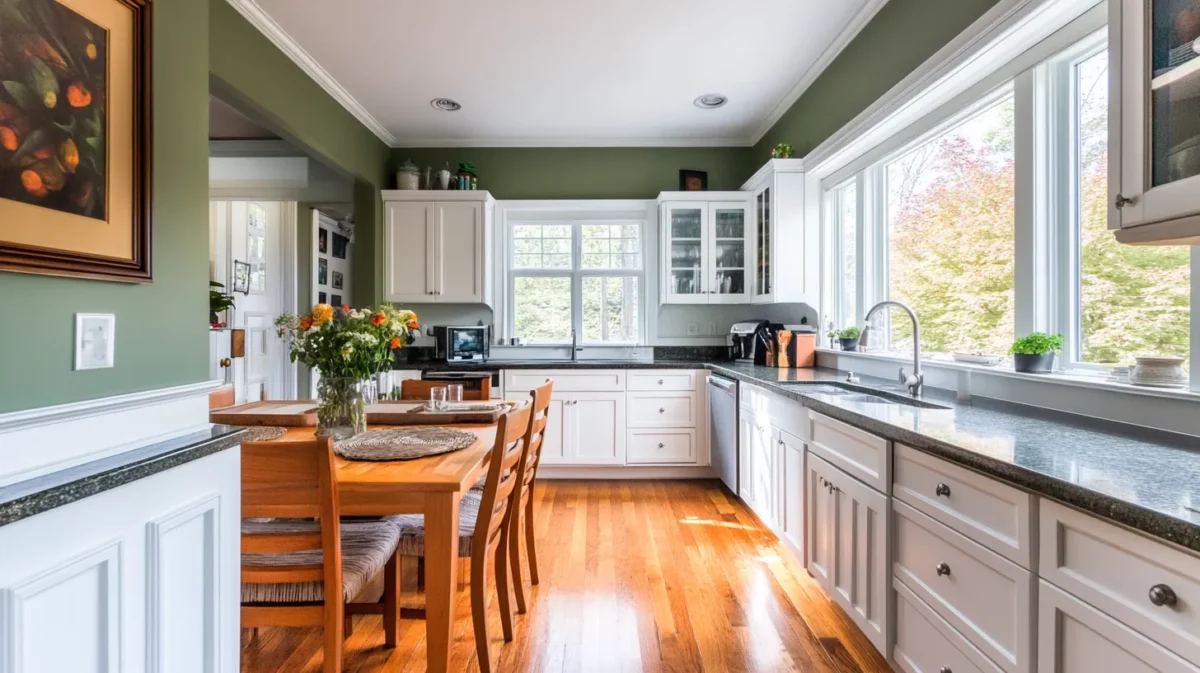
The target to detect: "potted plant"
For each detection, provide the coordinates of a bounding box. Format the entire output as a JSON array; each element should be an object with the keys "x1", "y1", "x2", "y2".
[
  {"x1": 772, "y1": 142, "x2": 793, "y2": 159},
  {"x1": 835, "y1": 326, "x2": 862, "y2": 352},
  {"x1": 210, "y1": 281, "x2": 236, "y2": 327},
  {"x1": 1009, "y1": 332, "x2": 1064, "y2": 373}
]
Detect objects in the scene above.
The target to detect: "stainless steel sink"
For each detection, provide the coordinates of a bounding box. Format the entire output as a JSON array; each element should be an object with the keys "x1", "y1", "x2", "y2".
[{"x1": 782, "y1": 382, "x2": 950, "y2": 410}]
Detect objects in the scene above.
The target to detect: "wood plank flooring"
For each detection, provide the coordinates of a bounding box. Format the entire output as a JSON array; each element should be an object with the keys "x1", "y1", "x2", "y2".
[{"x1": 241, "y1": 480, "x2": 892, "y2": 673}]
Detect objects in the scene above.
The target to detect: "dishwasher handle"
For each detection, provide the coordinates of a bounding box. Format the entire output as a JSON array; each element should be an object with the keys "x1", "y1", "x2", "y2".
[{"x1": 708, "y1": 376, "x2": 736, "y2": 395}]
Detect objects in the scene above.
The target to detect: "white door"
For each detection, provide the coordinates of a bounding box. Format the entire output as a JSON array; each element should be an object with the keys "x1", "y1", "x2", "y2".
[
  {"x1": 215, "y1": 201, "x2": 289, "y2": 403},
  {"x1": 778, "y1": 428, "x2": 805, "y2": 556},
  {"x1": 562, "y1": 392, "x2": 626, "y2": 465},
  {"x1": 662, "y1": 202, "x2": 709, "y2": 304},
  {"x1": 708, "y1": 202, "x2": 751, "y2": 304},
  {"x1": 435, "y1": 202, "x2": 483, "y2": 302},
  {"x1": 384, "y1": 201, "x2": 434, "y2": 302}
]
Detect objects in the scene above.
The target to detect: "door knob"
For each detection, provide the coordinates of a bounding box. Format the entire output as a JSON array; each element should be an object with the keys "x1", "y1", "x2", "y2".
[
  {"x1": 657, "y1": 379, "x2": 664, "y2": 385},
  {"x1": 935, "y1": 483, "x2": 951, "y2": 498},
  {"x1": 935, "y1": 562, "x2": 951, "y2": 577},
  {"x1": 1148, "y1": 584, "x2": 1178, "y2": 607},
  {"x1": 219, "y1": 358, "x2": 232, "y2": 368}
]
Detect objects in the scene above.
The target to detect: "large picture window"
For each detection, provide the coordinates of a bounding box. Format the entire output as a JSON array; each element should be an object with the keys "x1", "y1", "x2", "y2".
[{"x1": 509, "y1": 221, "x2": 643, "y2": 345}]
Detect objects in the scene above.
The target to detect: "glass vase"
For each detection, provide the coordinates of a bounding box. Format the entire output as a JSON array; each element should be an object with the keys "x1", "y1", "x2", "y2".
[{"x1": 316, "y1": 376, "x2": 373, "y2": 439}]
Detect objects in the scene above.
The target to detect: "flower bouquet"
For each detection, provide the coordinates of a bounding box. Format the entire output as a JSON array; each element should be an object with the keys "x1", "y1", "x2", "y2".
[{"x1": 276, "y1": 304, "x2": 418, "y2": 437}]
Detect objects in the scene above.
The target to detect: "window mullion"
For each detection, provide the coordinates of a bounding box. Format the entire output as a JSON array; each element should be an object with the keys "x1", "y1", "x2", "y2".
[{"x1": 1192, "y1": 247, "x2": 1199, "y2": 392}]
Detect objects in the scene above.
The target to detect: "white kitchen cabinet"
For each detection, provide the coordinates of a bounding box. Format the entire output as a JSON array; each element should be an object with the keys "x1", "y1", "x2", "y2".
[
  {"x1": 536, "y1": 397, "x2": 567, "y2": 465},
  {"x1": 777, "y1": 428, "x2": 806, "y2": 558},
  {"x1": 658, "y1": 193, "x2": 753, "y2": 305},
  {"x1": 742, "y1": 159, "x2": 816, "y2": 304},
  {"x1": 1110, "y1": 0, "x2": 1200, "y2": 244},
  {"x1": 738, "y1": 404, "x2": 777, "y2": 527},
  {"x1": 382, "y1": 191, "x2": 494, "y2": 304},
  {"x1": 808, "y1": 452, "x2": 890, "y2": 656},
  {"x1": 528, "y1": 391, "x2": 625, "y2": 466},
  {"x1": 1038, "y1": 581, "x2": 1199, "y2": 673}
]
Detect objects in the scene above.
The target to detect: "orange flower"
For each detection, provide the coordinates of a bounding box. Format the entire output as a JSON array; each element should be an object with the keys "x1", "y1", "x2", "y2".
[
  {"x1": 407, "y1": 320, "x2": 419, "y2": 330},
  {"x1": 311, "y1": 304, "x2": 334, "y2": 326},
  {"x1": 390, "y1": 337, "x2": 401, "y2": 350},
  {"x1": 60, "y1": 138, "x2": 78, "y2": 173},
  {"x1": 66, "y1": 83, "x2": 91, "y2": 108},
  {"x1": 342, "y1": 305, "x2": 350, "y2": 312},
  {"x1": 299, "y1": 317, "x2": 312, "y2": 330},
  {"x1": 0, "y1": 127, "x2": 17, "y2": 152},
  {"x1": 20, "y1": 170, "x2": 47, "y2": 197},
  {"x1": 371, "y1": 312, "x2": 386, "y2": 326}
]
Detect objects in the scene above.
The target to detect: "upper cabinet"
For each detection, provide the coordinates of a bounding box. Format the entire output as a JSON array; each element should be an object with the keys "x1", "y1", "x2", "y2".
[
  {"x1": 1112, "y1": 0, "x2": 1200, "y2": 243},
  {"x1": 659, "y1": 193, "x2": 753, "y2": 304},
  {"x1": 382, "y1": 191, "x2": 495, "y2": 305},
  {"x1": 743, "y1": 159, "x2": 816, "y2": 303}
]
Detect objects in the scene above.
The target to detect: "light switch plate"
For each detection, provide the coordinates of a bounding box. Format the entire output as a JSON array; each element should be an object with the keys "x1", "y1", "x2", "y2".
[
  {"x1": 686, "y1": 322, "x2": 699, "y2": 336},
  {"x1": 75, "y1": 313, "x2": 115, "y2": 370}
]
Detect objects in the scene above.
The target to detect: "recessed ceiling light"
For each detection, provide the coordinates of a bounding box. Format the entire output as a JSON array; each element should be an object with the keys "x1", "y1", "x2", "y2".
[
  {"x1": 431, "y1": 98, "x2": 462, "y2": 112},
  {"x1": 694, "y1": 94, "x2": 728, "y2": 109}
]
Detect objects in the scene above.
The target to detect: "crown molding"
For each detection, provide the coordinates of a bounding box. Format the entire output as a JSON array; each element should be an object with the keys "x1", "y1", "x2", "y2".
[
  {"x1": 749, "y1": 0, "x2": 890, "y2": 146},
  {"x1": 223, "y1": 0, "x2": 396, "y2": 146},
  {"x1": 389, "y1": 136, "x2": 752, "y2": 148}
]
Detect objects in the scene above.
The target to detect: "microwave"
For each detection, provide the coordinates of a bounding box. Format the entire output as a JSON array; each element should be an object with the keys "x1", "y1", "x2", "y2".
[{"x1": 432, "y1": 325, "x2": 491, "y2": 362}]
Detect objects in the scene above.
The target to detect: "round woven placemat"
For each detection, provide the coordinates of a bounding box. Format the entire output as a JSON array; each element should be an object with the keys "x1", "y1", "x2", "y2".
[
  {"x1": 239, "y1": 426, "x2": 288, "y2": 442},
  {"x1": 333, "y1": 427, "x2": 478, "y2": 461}
]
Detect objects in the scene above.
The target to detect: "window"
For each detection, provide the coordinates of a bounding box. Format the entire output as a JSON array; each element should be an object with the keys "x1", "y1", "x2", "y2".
[
  {"x1": 829, "y1": 182, "x2": 858, "y2": 329},
  {"x1": 509, "y1": 220, "x2": 643, "y2": 344},
  {"x1": 884, "y1": 94, "x2": 1016, "y2": 355},
  {"x1": 1072, "y1": 48, "x2": 1191, "y2": 365}
]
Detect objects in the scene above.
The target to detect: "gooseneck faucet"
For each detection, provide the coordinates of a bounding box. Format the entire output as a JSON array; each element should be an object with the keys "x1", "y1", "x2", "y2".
[{"x1": 861, "y1": 301, "x2": 923, "y2": 397}]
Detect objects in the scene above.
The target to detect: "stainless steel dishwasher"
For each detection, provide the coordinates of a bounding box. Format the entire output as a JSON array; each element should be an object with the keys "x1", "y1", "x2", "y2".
[{"x1": 708, "y1": 374, "x2": 738, "y2": 494}]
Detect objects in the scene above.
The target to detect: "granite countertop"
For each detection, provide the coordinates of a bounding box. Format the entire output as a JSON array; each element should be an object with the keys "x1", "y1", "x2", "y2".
[
  {"x1": 395, "y1": 359, "x2": 707, "y2": 371},
  {"x1": 709, "y1": 362, "x2": 1200, "y2": 553},
  {"x1": 0, "y1": 425, "x2": 246, "y2": 527}
]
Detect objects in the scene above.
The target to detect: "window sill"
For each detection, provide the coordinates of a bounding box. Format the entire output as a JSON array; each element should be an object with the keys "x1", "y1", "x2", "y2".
[{"x1": 816, "y1": 348, "x2": 1200, "y2": 402}]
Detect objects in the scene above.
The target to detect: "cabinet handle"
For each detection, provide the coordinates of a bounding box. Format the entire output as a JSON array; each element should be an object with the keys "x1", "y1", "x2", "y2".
[
  {"x1": 935, "y1": 483, "x2": 951, "y2": 498},
  {"x1": 658, "y1": 443, "x2": 665, "y2": 449},
  {"x1": 1114, "y1": 193, "x2": 1137, "y2": 209},
  {"x1": 658, "y1": 379, "x2": 664, "y2": 385},
  {"x1": 935, "y1": 562, "x2": 951, "y2": 577},
  {"x1": 1148, "y1": 584, "x2": 1178, "y2": 607},
  {"x1": 939, "y1": 668, "x2": 953, "y2": 673},
  {"x1": 659, "y1": 408, "x2": 665, "y2": 413}
]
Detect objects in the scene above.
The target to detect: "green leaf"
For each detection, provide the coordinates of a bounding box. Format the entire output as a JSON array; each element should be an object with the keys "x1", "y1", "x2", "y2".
[
  {"x1": 3, "y1": 81, "x2": 37, "y2": 110},
  {"x1": 12, "y1": 127, "x2": 48, "y2": 162},
  {"x1": 27, "y1": 57, "x2": 59, "y2": 106}
]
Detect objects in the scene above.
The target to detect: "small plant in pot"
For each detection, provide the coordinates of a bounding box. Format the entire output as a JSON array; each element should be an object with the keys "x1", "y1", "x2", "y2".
[
  {"x1": 834, "y1": 326, "x2": 862, "y2": 352},
  {"x1": 1009, "y1": 332, "x2": 1064, "y2": 373}
]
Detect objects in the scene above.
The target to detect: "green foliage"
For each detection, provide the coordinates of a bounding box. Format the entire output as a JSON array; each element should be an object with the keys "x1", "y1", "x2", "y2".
[
  {"x1": 275, "y1": 305, "x2": 418, "y2": 379},
  {"x1": 1009, "y1": 332, "x2": 1064, "y2": 356},
  {"x1": 209, "y1": 281, "x2": 235, "y2": 318},
  {"x1": 835, "y1": 326, "x2": 861, "y2": 340}
]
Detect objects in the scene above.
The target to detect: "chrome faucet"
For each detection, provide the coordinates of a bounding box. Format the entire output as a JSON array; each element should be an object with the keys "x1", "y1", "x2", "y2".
[
  {"x1": 570, "y1": 327, "x2": 581, "y2": 362},
  {"x1": 861, "y1": 301, "x2": 923, "y2": 397}
]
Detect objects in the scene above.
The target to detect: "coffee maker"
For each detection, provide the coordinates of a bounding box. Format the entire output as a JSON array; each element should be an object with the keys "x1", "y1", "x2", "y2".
[{"x1": 729, "y1": 320, "x2": 781, "y2": 365}]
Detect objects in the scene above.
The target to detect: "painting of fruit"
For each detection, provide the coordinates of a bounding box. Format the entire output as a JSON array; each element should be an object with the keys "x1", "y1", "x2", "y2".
[{"x1": 0, "y1": 0, "x2": 107, "y2": 220}]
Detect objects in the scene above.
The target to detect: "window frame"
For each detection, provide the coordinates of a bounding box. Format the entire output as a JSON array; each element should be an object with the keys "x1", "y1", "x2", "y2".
[{"x1": 506, "y1": 219, "x2": 645, "y2": 346}]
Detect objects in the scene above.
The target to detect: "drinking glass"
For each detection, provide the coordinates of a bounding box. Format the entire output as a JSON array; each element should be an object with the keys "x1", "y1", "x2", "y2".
[
  {"x1": 446, "y1": 384, "x2": 464, "y2": 403},
  {"x1": 430, "y1": 386, "x2": 447, "y2": 411}
]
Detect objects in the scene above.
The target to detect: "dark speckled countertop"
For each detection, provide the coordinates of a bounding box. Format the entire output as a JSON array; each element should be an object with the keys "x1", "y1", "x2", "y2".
[
  {"x1": 0, "y1": 425, "x2": 245, "y2": 527},
  {"x1": 708, "y1": 362, "x2": 1200, "y2": 553}
]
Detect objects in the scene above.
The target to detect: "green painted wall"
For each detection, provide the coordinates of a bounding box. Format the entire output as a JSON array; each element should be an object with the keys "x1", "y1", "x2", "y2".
[
  {"x1": 390, "y1": 148, "x2": 756, "y2": 199},
  {"x1": 753, "y1": 0, "x2": 999, "y2": 159},
  {"x1": 0, "y1": 0, "x2": 211, "y2": 414}
]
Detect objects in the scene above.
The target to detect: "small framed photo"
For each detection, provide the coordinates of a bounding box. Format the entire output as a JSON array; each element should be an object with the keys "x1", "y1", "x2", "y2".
[
  {"x1": 318, "y1": 291, "x2": 327, "y2": 304},
  {"x1": 75, "y1": 314, "x2": 116, "y2": 371},
  {"x1": 331, "y1": 294, "x2": 343, "y2": 307},
  {"x1": 232, "y1": 261, "x2": 251, "y2": 294},
  {"x1": 332, "y1": 233, "x2": 349, "y2": 260},
  {"x1": 318, "y1": 227, "x2": 328, "y2": 254},
  {"x1": 331, "y1": 270, "x2": 344, "y2": 289},
  {"x1": 679, "y1": 169, "x2": 708, "y2": 191},
  {"x1": 318, "y1": 258, "x2": 328, "y2": 285}
]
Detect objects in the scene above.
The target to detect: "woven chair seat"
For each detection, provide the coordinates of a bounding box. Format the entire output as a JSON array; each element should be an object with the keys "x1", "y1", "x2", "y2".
[
  {"x1": 241, "y1": 518, "x2": 400, "y2": 604},
  {"x1": 393, "y1": 489, "x2": 484, "y2": 557}
]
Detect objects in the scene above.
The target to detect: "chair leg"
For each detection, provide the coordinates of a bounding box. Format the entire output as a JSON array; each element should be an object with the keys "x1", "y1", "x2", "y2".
[
  {"x1": 324, "y1": 599, "x2": 344, "y2": 673},
  {"x1": 383, "y1": 552, "x2": 400, "y2": 647},
  {"x1": 471, "y1": 553, "x2": 492, "y2": 673},
  {"x1": 525, "y1": 495, "x2": 539, "y2": 585},
  {"x1": 509, "y1": 506, "x2": 527, "y2": 615},
  {"x1": 496, "y1": 527, "x2": 514, "y2": 642},
  {"x1": 417, "y1": 557, "x2": 425, "y2": 590}
]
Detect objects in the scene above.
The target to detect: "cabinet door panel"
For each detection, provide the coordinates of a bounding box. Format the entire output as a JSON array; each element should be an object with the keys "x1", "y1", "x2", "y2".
[
  {"x1": 739, "y1": 410, "x2": 756, "y2": 505},
  {"x1": 708, "y1": 202, "x2": 752, "y2": 304},
  {"x1": 663, "y1": 203, "x2": 709, "y2": 304},
  {"x1": 435, "y1": 202, "x2": 483, "y2": 303},
  {"x1": 807, "y1": 454, "x2": 834, "y2": 589},
  {"x1": 565, "y1": 393, "x2": 626, "y2": 466},
  {"x1": 749, "y1": 419, "x2": 776, "y2": 527},
  {"x1": 513, "y1": 395, "x2": 566, "y2": 465},
  {"x1": 779, "y1": 429, "x2": 805, "y2": 557},
  {"x1": 384, "y1": 202, "x2": 433, "y2": 302}
]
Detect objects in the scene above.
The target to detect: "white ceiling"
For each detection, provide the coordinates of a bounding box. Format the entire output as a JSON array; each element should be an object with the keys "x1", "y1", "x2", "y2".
[{"x1": 237, "y1": 0, "x2": 884, "y2": 147}]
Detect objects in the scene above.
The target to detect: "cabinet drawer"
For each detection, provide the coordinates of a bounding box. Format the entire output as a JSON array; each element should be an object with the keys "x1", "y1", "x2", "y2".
[
  {"x1": 505, "y1": 369, "x2": 625, "y2": 392},
  {"x1": 894, "y1": 581, "x2": 1003, "y2": 673},
  {"x1": 627, "y1": 430, "x2": 696, "y2": 464},
  {"x1": 893, "y1": 500, "x2": 1034, "y2": 673},
  {"x1": 627, "y1": 370, "x2": 697, "y2": 391},
  {"x1": 1038, "y1": 580, "x2": 1199, "y2": 673},
  {"x1": 1039, "y1": 500, "x2": 1200, "y2": 666},
  {"x1": 893, "y1": 444, "x2": 1036, "y2": 569},
  {"x1": 809, "y1": 411, "x2": 890, "y2": 493},
  {"x1": 627, "y1": 392, "x2": 696, "y2": 428}
]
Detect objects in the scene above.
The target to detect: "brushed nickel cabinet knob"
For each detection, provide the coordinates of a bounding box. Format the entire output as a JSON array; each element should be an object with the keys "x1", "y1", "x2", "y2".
[
  {"x1": 935, "y1": 483, "x2": 951, "y2": 498},
  {"x1": 936, "y1": 562, "x2": 951, "y2": 577},
  {"x1": 1149, "y1": 584, "x2": 1178, "y2": 607}
]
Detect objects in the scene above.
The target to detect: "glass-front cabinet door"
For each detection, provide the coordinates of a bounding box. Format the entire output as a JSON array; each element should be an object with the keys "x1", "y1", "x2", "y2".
[
  {"x1": 753, "y1": 187, "x2": 772, "y2": 302},
  {"x1": 708, "y1": 202, "x2": 751, "y2": 304},
  {"x1": 663, "y1": 204, "x2": 708, "y2": 303},
  {"x1": 1114, "y1": 0, "x2": 1200, "y2": 229}
]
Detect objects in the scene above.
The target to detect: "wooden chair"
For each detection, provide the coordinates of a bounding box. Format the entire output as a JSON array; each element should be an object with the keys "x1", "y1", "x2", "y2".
[
  {"x1": 392, "y1": 402, "x2": 533, "y2": 673},
  {"x1": 399, "y1": 378, "x2": 492, "y2": 401},
  {"x1": 507, "y1": 379, "x2": 553, "y2": 614},
  {"x1": 241, "y1": 437, "x2": 403, "y2": 673}
]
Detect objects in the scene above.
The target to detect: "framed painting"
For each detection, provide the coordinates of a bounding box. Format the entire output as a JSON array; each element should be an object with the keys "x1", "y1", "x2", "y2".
[
  {"x1": 679, "y1": 170, "x2": 707, "y2": 191},
  {"x1": 0, "y1": 0, "x2": 152, "y2": 282}
]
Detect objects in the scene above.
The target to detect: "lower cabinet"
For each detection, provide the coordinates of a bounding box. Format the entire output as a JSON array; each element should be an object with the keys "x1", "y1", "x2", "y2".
[
  {"x1": 777, "y1": 428, "x2": 805, "y2": 558},
  {"x1": 807, "y1": 452, "x2": 890, "y2": 656},
  {"x1": 515, "y1": 391, "x2": 625, "y2": 466},
  {"x1": 738, "y1": 406, "x2": 777, "y2": 528},
  {"x1": 894, "y1": 581, "x2": 1004, "y2": 673}
]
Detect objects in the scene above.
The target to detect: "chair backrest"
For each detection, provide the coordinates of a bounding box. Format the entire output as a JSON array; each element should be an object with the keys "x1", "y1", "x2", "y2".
[
  {"x1": 209, "y1": 384, "x2": 235, "y2": 410},
  {"x1": 240, "y1": 437, "x2": 341, "y2": 596},
  {"x1": 399, "y1": 379, "x2": 491, "y2": 402},
  {"x1": 471, "y1": 402, "x2": 532, "y2": 555},
  {"x1": 515, "y1": 379, "x2": 554, "y2": 507}
]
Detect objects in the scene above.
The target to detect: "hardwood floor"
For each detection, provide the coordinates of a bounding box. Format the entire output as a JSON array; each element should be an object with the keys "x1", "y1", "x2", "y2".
[{"x1": 241, "y1": 480, "x2": 892, "y2": 673}]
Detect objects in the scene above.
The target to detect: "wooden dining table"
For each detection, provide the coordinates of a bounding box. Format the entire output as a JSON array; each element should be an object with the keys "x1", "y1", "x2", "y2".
[{"x1": 241, "y1": 422, "x2": 498, "y2": 673}]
